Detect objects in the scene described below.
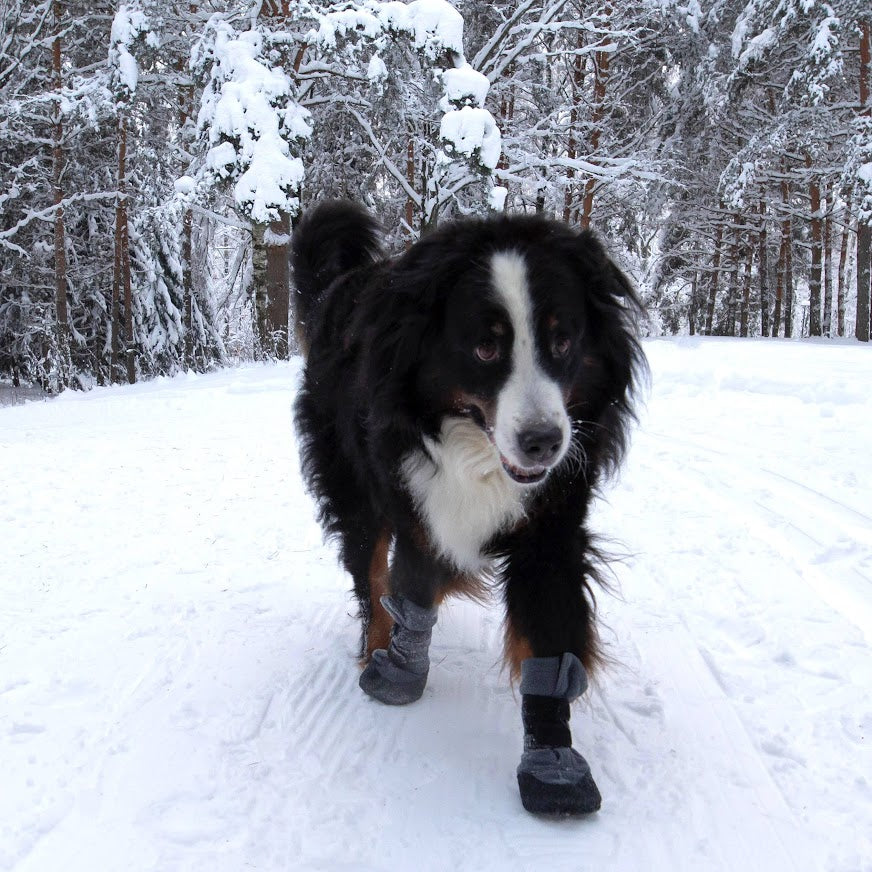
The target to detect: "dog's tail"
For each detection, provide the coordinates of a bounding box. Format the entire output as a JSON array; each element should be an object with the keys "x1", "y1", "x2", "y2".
[{"x1": 291, "y1": 201, "x2": 384, "y2": 356}]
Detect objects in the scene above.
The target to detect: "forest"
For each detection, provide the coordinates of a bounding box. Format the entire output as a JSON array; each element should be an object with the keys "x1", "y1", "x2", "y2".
[{"x1": 1, "y1": 0, "x2": 870, "y2": 392}]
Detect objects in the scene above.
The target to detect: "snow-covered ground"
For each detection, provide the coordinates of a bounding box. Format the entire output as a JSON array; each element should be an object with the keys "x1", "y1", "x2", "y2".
[{"x1": 1, "y1": 338, "x2": 870, "y2": 872}]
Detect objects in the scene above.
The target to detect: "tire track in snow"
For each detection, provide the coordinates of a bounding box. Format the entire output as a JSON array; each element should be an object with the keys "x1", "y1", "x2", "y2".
[
  {"x1": 644, "y1": 431, "x2": 872, "y2": 641},
  {"x1": 279, "y1": 601, "x2": 406, "y2": 788},
  {"x1": 613, "y1": 426, "x2": 872, "y2": 871},
  {"x1": 635, "y1": 624, "x2": 811, "y2": 872}
]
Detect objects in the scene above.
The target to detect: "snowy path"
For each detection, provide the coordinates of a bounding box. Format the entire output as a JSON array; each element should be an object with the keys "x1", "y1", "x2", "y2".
[{"x1": 1, "y1": 339, "x2": 870, "y2": 872}]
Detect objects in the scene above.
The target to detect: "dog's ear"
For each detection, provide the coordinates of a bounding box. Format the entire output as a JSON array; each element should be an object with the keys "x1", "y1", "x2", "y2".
[
  {"x1": 361, "y1": 264, "x2": 435, "y2": 447},
  {"x1": 563, "y1": 228, "x2": 647, "y2": 475},
  {"x1": 573, "y1": 230, "x2": 643, "y2": 315},
  {"x1": 364, "y1": 230, "x2": 461, "y2": 398}
]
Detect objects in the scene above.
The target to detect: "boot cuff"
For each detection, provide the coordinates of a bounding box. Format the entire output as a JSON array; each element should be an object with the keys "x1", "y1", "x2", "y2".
[
  {"x1": 519, "y1": 653, "x2": 588, "y2": 700},
  {"x1": 380, "y1": 595, "x2": 438, "y2": 631}
]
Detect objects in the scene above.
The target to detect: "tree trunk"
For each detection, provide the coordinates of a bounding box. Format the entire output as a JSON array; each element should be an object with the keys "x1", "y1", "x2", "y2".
[
  {"x1": 178, "y1": 74, "x2": 195, "y2": 368},
  {"x1": 859, "y1": 225, "x2": 872, "y2": 342},
  {"x1": 405, "y1": 127, "x2": 415, "y2": 246},
  {"x1": 740, "y1": 241, "x2": 753, "y2": 337},
  {"x1": 496, "y1": 73, "x2": 515, "y2": 202},
  {"x1": 112, "y1": 113, "x2": 134, "y2": 383},
  {"x1": 120, "y1": 115, "x2": 135, "y2": 384},
  {"x1": 778, "y1": 166, "x2": 794, "y2": 338},
  {"x1": 252, "y1": 222, "x2": 269, "y2": 358},
  {"x1": 759, "y1": 201, "x2": 770, "y2": 337},
  {"x1": 265, "y1": 212, "x2": 291, "y2": 360},
  {"x1": 822, "y1": 187, "x2": 833, "y2": 337},
  {"x1": 856, "y1": 20, "x2": 871, "y2": 341},
  {"x1": 774, "y1": 229, "x2": 784, "y2": 338},
  {"x1": 806, "y1": 156, "x2": 822, "y2": 337},
  {"x1": 580, "y1": 17, "x2": 611, "y2": 231},
  {"x1": 182, "y1": 207, "x2": 194, "y2": 367},
  {"x1": 251, "y1": 214, "x2": 291, "y2": 359},
  {"x1": 784, "y1": 216, "x2": 795, "y2": 339},
  {"x1": 704, "y1": 210, "x2": 725, "y2": 335},
  {"x1": 111, "y1": 117, "x2": 124, "y2": 382},
  {"x1": 724, "y1": 222, "x2": 741, "y2": 336},
  {"x1": 837, "y1": 193, "x2": 850, "y2": 337},
  {"x1": 51, "y1": 0, "x2": 70, "y2": 389},
  {"x1": 689, "y1": 270, "x2": 700, "y2": 335},
  {"x1": 563, "y1": 32, "x2": 584, "y2": 224}
]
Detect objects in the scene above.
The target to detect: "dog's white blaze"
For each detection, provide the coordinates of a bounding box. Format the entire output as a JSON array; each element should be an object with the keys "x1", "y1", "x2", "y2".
[
  {"x1": 401, "y1": 251, "x2": 571, "y2": 572},
  {"x1": 490, "y1": 251, "x2": 570, "y2": 470},
  {"x1": 402, "y1": 418, "x2": 527, "y2": 572}
]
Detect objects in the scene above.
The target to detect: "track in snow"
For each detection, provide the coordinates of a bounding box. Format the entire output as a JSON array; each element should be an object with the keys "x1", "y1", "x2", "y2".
[{"x1": 1, "y1": 339, "x2": 870, "y2": 872}]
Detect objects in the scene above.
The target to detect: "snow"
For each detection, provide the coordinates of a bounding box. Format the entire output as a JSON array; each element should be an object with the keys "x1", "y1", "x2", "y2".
[
  {"x1": 314, "y1": 0, "x2": 464, "y2": 60},
  {"x1": 108, "y1": 5, "x2": 151, "y2": 96},
  {"x1": 440, "y1": 106, "x2": 501, "y2": 170},
  {"x1": 440, "y1": 64, "x2": 490, "y2": 109},
  {"x1": 367, "y1": 52, "x2": 388, "y2": 82},
  {"x1": 307, "y1": 0, "x2": 499, "y2": 182},
  {"x1": 811, "y1": 15, "x2": 839, "y2": 63},
  {"x1": 172, "y1": 175, "x2": 195, "y2": 196},
  {"x1": 402, "y1": 0, "x2": 464, "y2": 59},
  {"x1": 313, "y1": 8, "x2": 382, "y2": 47},
  {"x1": 737, "y1": 27, "x2": 777, "y2": 68},
  {"x1": 198, "y1": 24, "x2": 312, "y2": 223},
  {"x1": 2, "y1": 339, "x2": 871, "y2": 871},
  {"x1": 488, "y1": 184, "x2": 508, "y2": 211}
]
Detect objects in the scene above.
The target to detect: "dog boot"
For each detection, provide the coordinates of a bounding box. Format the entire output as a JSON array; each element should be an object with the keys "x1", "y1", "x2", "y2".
[
  {"x1": 516, "y1": 652, "x2": 602, "y2": 815},
  {"x1": 359, "y1": 595, "x2": 437, "y2": 705}
]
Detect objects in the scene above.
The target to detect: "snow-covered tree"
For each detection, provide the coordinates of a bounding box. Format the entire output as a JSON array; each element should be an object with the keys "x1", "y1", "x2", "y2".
[
  {"x1": 299, "y1": 0, "x2": 502, "y2": 243},
  {"x1": 193, "y1": 8, "x2": 314, "y2": 357}
]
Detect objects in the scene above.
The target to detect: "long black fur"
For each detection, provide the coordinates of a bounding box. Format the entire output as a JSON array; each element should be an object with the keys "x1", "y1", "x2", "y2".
[
  {"x1": 292, "y1": 201, "x2": 645, "y2": 669},
  {"x1": 291, "y1": 201, "x2": 385, "y2": 351}
]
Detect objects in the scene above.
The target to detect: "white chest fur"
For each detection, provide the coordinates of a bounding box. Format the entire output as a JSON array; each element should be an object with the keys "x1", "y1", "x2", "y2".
[{"x1": 401, "y1": 418, "x2": 528, "y2": 573}]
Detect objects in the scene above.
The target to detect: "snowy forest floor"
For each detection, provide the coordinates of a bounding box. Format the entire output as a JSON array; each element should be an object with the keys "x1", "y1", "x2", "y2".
[{"x1": 1, "y1": 338, "x2": 871, "y2": 872}]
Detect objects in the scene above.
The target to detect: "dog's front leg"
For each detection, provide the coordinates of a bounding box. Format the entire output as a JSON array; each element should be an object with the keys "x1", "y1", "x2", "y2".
[
  {"x1": 503, "y1": 531, "x2": 603, "y2": 815},
  {"x1": 358, "y1": 531, "x2": 447, "y2": 705}
]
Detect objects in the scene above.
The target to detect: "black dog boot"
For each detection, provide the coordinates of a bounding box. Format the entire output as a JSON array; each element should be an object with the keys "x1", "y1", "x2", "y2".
[
  {"x1": 359, "y1": 595, "x2": 438, "y2": 705},
  {"x1": 516, "y1": 653, "x2": 602, "y2": 815}
]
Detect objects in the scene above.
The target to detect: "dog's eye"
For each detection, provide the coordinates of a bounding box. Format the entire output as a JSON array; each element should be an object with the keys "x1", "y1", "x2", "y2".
[
  {"x1": 475, "y1": 339, "x2": 500, "y2": 363},
  {"x1": 551, "y1": 334, "x2": 572, "y2": 359}
]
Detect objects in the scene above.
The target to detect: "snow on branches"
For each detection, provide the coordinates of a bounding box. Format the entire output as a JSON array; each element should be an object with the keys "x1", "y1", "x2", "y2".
[
  {"x1": 195, "y1": 19, "x2": 313, "y2": 224},
  {"x1": 731, "y1": 0, "x2": 845, "y2": 106},
  {"x1": 193, "y1": 1, "x2": 499, "y2": 225},
  {"x1": 307, "y1": 0, "x2": 502, "y2": 211},
  {"x1": 313, "y1": 0, "x2": 465, "y2": 60},
  {"x1": 108, "y1": 4, "x2": 158, "y2": 102}
]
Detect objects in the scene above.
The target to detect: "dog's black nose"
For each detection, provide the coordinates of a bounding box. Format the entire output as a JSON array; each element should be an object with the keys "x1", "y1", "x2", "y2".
[{"x1": 517, "y1": 425, "x2": 563, "y2": 467}]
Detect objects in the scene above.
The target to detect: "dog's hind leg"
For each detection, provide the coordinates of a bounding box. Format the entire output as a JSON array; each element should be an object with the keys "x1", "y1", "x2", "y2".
[
  {"x1": 336, "y1": 520, "x2": 392, "y2": 662},
  {"x1": 361, "y1": 529, "x2": 393, "y2": 660}
]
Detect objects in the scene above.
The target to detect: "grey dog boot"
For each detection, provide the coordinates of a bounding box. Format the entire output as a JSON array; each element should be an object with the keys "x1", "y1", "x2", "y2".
[
  {"x1": 358, "y1": 595, "x2": 438, "y2": 705},
  {"x1": 516, "y1": 653, "x2": 602, "y2": 815}
]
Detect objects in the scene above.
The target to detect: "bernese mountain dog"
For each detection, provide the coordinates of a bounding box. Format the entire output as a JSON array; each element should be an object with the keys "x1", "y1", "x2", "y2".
[{"x1": 291, "y1": 201, "x2": 645, "y2": 815}]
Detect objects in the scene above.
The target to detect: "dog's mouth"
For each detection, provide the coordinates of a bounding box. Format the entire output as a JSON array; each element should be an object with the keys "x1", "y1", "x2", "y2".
[
  {"x1": 499, "y1": 457, "x2": 548, "y2": 485},
  {"x1": 456, "y1": 404, "x2": 550, "y2": 486}
]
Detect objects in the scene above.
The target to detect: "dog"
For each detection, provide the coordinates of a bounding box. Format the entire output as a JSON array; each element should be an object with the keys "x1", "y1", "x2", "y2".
[{"x1": 291, "y1": 201, "x2": 644, "y2": 815}]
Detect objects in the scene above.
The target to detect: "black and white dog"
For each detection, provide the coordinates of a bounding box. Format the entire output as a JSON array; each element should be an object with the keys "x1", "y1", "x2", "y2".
[{"x1": 292, "y1": 201, "x2": 644, "y2": 815}]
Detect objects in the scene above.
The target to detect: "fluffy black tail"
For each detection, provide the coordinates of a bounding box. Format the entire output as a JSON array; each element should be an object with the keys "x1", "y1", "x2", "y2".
[{"x1": 291, "y1": 201, "x2": 384, "y2": 355}]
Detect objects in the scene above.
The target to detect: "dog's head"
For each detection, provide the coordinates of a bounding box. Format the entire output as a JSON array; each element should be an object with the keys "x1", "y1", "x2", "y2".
[{"x1": 364, "y1": 215, "x2": 645, "y2": 486}]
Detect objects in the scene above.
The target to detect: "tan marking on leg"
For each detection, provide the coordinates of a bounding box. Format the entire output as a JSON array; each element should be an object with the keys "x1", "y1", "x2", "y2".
[
  {"x1": 364, "y1": 530, "x2": 392, "y2": 662},
  {"x1": 504, "y1": 619, "x2": 534, "y2": 685},
  {"x1": 435, "y1": 572, "x2": 489, "y2": 606}
]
